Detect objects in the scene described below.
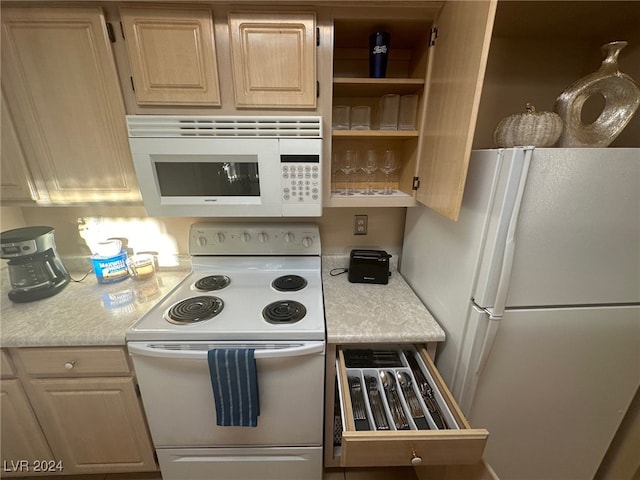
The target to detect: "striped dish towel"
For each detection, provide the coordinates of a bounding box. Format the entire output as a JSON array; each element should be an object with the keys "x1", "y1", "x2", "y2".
[{"x1": 208, "y1": 349, "x2": 260, "y2": 427}]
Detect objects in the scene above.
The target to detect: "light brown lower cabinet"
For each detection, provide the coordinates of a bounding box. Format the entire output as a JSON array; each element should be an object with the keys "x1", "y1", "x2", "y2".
[
  {"x1": 325, "y1": 344, "x2": 490, "y2": 474},
  {"x1": 0, "y1": 347, "x2": 157, "y2": 477},
  {"x1": 1, "y1": 380, "x2": 54, "y2": 468}
]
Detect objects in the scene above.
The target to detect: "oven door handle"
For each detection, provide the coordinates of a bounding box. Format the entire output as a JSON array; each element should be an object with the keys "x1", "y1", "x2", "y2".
[{"x1": 127, "y1": 341, "x2": 325, "y2": 360}]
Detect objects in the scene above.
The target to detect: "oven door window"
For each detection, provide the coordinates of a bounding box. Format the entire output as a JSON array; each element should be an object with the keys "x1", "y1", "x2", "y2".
[{"x1": 154, "y1": 156, "x2": 260, "y2": 197}]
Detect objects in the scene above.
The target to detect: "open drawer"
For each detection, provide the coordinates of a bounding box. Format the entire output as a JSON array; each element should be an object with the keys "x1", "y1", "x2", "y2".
[{"x1": 334, "y1": 345, "x2": 488, "y2": 467}]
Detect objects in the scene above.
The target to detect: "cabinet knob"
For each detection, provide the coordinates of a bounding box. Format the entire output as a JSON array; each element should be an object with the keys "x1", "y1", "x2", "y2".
[
  {"x1": 410, "y1": 449, "x2": 422, "y2": 466},
  {"x1": 64, "y1": 361, "x2": 76, "y2": 370}
]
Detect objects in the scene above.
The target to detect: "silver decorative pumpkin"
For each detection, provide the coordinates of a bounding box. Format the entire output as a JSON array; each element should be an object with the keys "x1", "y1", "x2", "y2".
[{"x1": 494, "y1": 103, "x2": 563, "y2": 148}]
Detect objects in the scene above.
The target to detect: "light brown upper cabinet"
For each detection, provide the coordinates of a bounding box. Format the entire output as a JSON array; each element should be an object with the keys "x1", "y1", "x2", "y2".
[
  {"x1": 228, "y1": 12, "x2": 317, "y2": 108},
  {"x1": 415, "y1": 0, "x2": 498, "y2": 220},
  {"x1": 327, "y1": 1, "x2": 497, "y2": 221},
  {"x1": 1, "y1": 6, "x2": 140, "y2": 204},
  {"x1": 1, "y1": 88, "x2": 38, "y2": 203},
  {"x1": 120, "y1": 6, "x2": 221, "y2": 106}
]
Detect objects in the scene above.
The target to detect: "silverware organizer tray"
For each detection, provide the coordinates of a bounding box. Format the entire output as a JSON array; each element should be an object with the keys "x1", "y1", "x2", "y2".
[{"x1": 337, "y1": 346, "x2": 459, "y2": 433}]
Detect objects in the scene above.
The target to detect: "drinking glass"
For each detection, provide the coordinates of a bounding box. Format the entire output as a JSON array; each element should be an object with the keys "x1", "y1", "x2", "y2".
[
  {"x1": 332, "y1": 105, "x2": 350, "y2": 130},
  {"x1": 380, "y1": 150, "x2": 398, "y2": 195},
  {"x1": 351, "y1": 106, "x2": 371, "y2": 130},
  {"x1": 340, "y1": 150, "x2": 359, "y2": 195},
  {"x1": 398, "y1": 94, "x2": 419, "y2": 130},
  {"x1": 379, "y1": 94, "x2": 400, "y2": 130},
  {"x1": 361, "y1": 150, "x2": 378, "y2": 195}
]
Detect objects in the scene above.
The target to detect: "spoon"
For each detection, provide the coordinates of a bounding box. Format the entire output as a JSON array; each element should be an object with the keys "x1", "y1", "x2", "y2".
[
  {"x1": 397, "y1": 371, "x2": 430, "y2": 429},
  {"x1": 397, "y1": 372, "x2": 422, "y2": 414},
  {"x1": 379, "y1": 370, "x2": 409, "y2": 429}
]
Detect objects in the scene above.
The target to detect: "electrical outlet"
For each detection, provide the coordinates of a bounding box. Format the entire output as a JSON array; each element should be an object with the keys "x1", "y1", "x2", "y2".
[{"x1": 354, "y1": 215, "x2": 368, "y2": 235}]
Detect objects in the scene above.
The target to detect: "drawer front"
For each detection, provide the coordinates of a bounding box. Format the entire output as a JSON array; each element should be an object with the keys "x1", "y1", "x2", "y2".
[
  {"x1": 15, "y1": 347, "x2": 131, "y2": 376},
  {"x1": 336, "y1": 345, "x2": 488, "y2": 467},
  {"x1": 1, "y1": 350, "x2": 15, "y2": 377}
]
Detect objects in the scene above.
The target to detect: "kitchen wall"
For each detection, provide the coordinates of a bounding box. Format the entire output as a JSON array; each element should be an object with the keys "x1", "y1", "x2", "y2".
[
  {"x1": 0, "y1": 207, "x2": 26, "y2": 231},
  {"x1": 2, "y1": 206, "x2": 406, "y2": 257},
  {"x1": 473, "y1": 7, "x2": 640, "y2": 149}
]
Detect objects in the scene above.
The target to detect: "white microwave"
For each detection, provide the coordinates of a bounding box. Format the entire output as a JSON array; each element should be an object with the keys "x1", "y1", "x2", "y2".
[{"x1": 126, "y1": 116, "x2": 322, "y2": 217}]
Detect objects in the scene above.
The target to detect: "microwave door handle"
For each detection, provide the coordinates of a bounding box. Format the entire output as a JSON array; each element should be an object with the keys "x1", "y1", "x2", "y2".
[{"x1": 127, "y1": 342, "x2": 324, "y2": 360}]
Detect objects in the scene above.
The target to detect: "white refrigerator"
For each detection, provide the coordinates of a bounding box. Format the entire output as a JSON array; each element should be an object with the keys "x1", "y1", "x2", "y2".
[{"x1": 400, "y1": 147, "x2": 640, "y2": 480}]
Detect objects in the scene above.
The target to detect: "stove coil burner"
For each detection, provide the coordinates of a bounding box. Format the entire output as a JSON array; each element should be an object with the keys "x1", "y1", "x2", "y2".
[
  {"x1": 166, "y1": 296, "x2": 224, "y2": 325},
  {"x1": 262, "y1": 300, "x2": 307, "y2": 324},
  {"x1": 272, "y1": 275, "x2": 307, "y2": 292},
  {"x1": 194, "y1": 275, "x2": 231, "y2": 291}
]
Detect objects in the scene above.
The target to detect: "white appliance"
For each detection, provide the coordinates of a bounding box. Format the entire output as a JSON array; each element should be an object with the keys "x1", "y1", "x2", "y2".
[
  {"x1": 127, "y1": 223, "x2": 325, "y2": 480},
  {"x1": 126, "y1": 116, "x2": 322, "y2": 217},
  {"x1": 400, "y1": 147, "x2": 640, "y2": 479}
]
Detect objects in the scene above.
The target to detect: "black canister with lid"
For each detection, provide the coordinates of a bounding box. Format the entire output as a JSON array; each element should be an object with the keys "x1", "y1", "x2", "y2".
[{"x1": 369, "y1": 31, "x2": 390, "y2": 78}]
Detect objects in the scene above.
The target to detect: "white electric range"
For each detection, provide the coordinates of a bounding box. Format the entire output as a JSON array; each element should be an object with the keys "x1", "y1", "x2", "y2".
[{"x1": 126, "y1": 223, "x2": 325, "y2": 480}]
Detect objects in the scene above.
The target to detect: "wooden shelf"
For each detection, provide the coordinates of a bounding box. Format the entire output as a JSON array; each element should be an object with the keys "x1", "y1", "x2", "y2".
[
  {"x1": 332, "y1": 130, "x2": 419, "y2": 138},
  {"x1": 333, "y1": 77, "x2": 424, "y2": 97},
  {"x1": 327, "y1": 191, "x2": 416, "y2": 208}
]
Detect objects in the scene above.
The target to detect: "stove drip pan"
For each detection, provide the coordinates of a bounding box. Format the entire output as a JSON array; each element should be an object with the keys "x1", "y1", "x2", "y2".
[
  {"x1": 166, "y1": 296, "x2": 224, "y2": 325},
  {"x1": 194, "y1": 275, "x2": 231, "y2": 291},
  {"x1": 262, "y1": 300, "x2": 307, "y2": 324},
  {"x1": 272, "y1": 275, "x2": 307, "y2": 292}
]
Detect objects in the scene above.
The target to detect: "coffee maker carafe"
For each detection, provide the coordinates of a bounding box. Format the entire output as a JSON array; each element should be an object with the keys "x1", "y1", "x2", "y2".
[{"x1": 1, "y1": 226, "x2": 70, "y2": 303}]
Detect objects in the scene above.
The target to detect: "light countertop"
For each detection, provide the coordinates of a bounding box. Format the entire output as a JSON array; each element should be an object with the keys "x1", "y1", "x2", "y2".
[
  {"x1": 322, "y1": 255, "x2": 445, "y2": 344},
  {"x1": 1, "y1": 255, "x2": 444, "y2": 348},
  {"x1": 0, "y1": 257, "x2": 190, "y2": 348}
]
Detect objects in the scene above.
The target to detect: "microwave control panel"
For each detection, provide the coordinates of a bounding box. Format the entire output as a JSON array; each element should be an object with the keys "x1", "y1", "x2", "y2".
[{"x1": 280, "y1": 154, "x2": 321, "y2": 214}]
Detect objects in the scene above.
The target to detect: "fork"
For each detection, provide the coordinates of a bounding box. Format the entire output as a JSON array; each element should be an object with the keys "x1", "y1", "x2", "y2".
[
  {"x1": 348, "y1": 377, "x2": 366, "y2": 421},
  {"x1": 405, "y1": 351, "x2": 448, "y2": 429},
  {"x1": 365, "y1": 375, "x2": 390, "y2": 430}
]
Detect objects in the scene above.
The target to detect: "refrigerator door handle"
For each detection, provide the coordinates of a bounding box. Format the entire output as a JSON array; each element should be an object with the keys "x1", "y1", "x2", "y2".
[
  {"x1": 490, "y1": 147, "x2": 534, "y2": 319},
  {"x1": 474, "y1": 148, "x2": 533, "y2": 378},
  {"x1": 474, "y1": 311, "x2": 501, "y2": 375}
]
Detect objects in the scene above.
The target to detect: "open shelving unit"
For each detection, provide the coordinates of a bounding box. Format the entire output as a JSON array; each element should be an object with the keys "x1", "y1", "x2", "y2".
[{"x1": 328, "y1": 16, "x2": 434, "y2": 207}]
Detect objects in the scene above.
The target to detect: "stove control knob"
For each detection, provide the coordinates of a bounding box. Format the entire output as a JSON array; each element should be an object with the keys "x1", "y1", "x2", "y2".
[
  {"x1": 197, "y1": 236, "x2": 207, "y2": 247},
  {"x1": 258, "y1": 232, "x2": 269, "y2": 243},
  {"x1": 216, "y1": 233, "x2": 226, "y2": 243},
  {"x1": 242, "y1": 233, "x2": 251, "y2": 242},
  {"x1": 284, "y1": 232, "x2": 295, "y2": 243},
  {"x1": 302, "y1": 236, "x2": 313, "y2": 248}
]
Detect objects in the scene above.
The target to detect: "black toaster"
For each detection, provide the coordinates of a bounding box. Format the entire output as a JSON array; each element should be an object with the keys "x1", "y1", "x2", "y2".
[{"x1": 348, "y1": 249, "x2": 392, "y2": 284}]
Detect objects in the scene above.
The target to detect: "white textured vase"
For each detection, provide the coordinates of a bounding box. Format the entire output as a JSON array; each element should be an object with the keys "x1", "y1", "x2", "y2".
[{"x1": 555, "y1": 41, "x2": 640, "y2": 147}]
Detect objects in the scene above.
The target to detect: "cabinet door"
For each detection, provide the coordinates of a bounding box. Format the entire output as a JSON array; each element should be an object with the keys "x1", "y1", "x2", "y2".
[
  {"x1": 1, "y1": 6, "x2": 140, "y2": 203},
  {"x1": 121, "y1": 6, "x2": 221, "y2": 106},
  {"x1": 228, "y1": 12, "x2": 316, "y2": 108},
  {"x1": 1, "y1": 380, "x2": 54, "y2": 469},
  {"x1": 27, "y1": 377, "x2": 156, "y2": 474},
  {"x1": 0, "y1": 88, "x2": 38, "y2": 203},
  {"x1": 417, "y1": 0, "x2": 497, "y2": 220}
]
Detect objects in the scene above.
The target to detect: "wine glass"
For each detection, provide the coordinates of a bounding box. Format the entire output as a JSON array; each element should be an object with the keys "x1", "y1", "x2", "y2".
[
  {"x1": 331, "y1": 151, "x2": 342, "y2": 194},
  {"x1": 361, "y1": 150, "x2": 378, "y2": 195},
  {"x1": 340, "y1": 150, "x2": 358, "y2": 195},
  {"x1": 380, "y1": 150, "x2": 398, "y2": 195}
]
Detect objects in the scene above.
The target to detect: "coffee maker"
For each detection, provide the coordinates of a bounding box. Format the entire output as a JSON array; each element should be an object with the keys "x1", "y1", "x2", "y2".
[{"x1": 1, "y1": 226, "x2": 70, "y2": 303}]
